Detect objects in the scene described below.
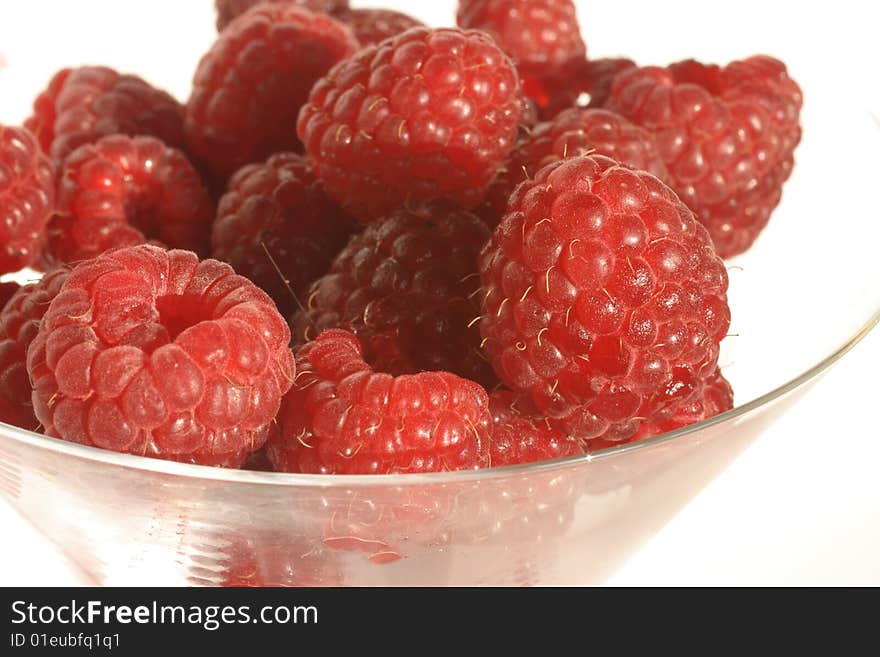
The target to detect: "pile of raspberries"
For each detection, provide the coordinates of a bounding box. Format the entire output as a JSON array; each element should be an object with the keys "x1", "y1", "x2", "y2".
[{"x1": 0, "y1": 0, "x2": 801, "y2": 474}]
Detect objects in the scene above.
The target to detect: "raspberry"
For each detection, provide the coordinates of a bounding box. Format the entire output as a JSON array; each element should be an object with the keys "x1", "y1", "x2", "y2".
[
  {"x1": 0, "y1": 269, "x2": 68, "y2": 430},
  {"x1": 186, "y1": 4, "x2": 359, "y2": 179},
  {"x1": 291, "y1": 203, "x2": 497, "y2": 388},
  {"x1": 212, "y1": 152, "x2": 357, "y2": 318},
  {"x1": 298, "y1": 27, "x2": 525, "y2": 221},
  {"x1": 488, "y1": 389, "x2": 583, "y2": 466},
  {"x1": 456, "y1": 0, "x2": 586, "y2": 81},
  {"x1": 24, "y1": 67, "x2": 184, "y2": 164},
  {"x1": 529, "y1": 57, "x2": 637, "y2": 119},
  {"x1": 0, "y1": 125, "x2": 54, "y2": 274},
  {"x1": 590, "y1": 367, "x2": 734, "y2": 450},
  {"x1": 606, "y1": 56, "x2": 803, "y2": 257},
  {"x1": 214, "y1": 0, "x2": 348, "y2": 32},
  {"x1": 266, "y1": 329, "x2": 491, "y2": 474},
  {"x1": 482, "y1": 108, "x2": 668, "y2": 226},
  {"x1": 478, "y1": 154, "x2": 730, "y2": 442},
  {"x1": 0, "y1": 283, "x2": 19, "y2": 311},
  {"x1": 41, "y1": 135, "x2": 214, "y2": 268},
  {"x1": 333, "y1": 8, "x2": 424, "y2": 46},
  {"x1": 27, "y1": 245, "x2": 295, "y2": 467}
]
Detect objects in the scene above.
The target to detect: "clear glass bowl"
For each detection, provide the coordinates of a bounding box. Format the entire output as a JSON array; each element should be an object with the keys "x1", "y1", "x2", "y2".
[
  {"x1": 1, "y1": 99, "x2": 878, "y2": 584},
  {"x1": 1, "y1": 0, "x2": 878, "y2": 586}
]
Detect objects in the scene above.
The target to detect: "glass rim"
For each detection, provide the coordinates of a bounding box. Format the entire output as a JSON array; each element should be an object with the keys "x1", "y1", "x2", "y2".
[{"x1": 2, "y1": 304, "x2": 878, "y2": 488}]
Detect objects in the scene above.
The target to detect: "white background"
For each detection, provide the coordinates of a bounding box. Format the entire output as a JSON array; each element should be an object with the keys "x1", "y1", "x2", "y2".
[{"x1": 0, "y1": 0, "x2": 878, "y2": 585}]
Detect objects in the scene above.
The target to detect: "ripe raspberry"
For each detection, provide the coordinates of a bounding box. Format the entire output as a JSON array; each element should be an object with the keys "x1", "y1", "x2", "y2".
[
  {"x1": 291, "y1": 204, "x2": 497, "y2": 387},
  {"x1": 456, "y1": 0, "x2": 586, "y2": 81},
  {"x1": 0, "y1": 283, "x2": 19, "y2": 311},
  {"x1": 0, "y1": 125, "x2": 54, "y2": 274},
  {"x1": 41, "y1": 135, "x2": 214, "y2": 268},
  {"x1": 0, "y1": 269, "x2": 68, "y2": 429},
  {"x1": 528, "y1": 57, "x2": 637, "y2": 119},
  {"x1": 488, "y1": 389, "x2": 583, "y2": 466},
  {"x1": 478, "y1": 155, "x2": 730, "y2": 442},
  {"x1": 186, "y1": 4, "x2": 359, "y2": 179},
  {"x1": 482, "y1": 108, "x2": 668, "y2": 226},
  {"x1": 298, "y1": 27, "x2": 525, "y2": 221},
  {"x1": 590, "y1": 367, "x2": 734, "y2": 450},
  {"x1": 24, "y1": 67, "x2": 184, "y2": 164},
  {"x1": 27, "y1": 245, "x2": 295, "y2": 467},
  {"x1": 333, "y1": 8, "x2": 424, "y2": 46},
  {"x1": 214, "y1": 0, "x2": 348, "y2": 32},
  {"x1": 267, "y1": 329, "x2": 491, "y2": 474},
  {"x1": 606, "y1": 56, "x2": 803, "y2": 257},
  {"x1": 212, "y1": 152, "x2": 357, "y2": 318}
]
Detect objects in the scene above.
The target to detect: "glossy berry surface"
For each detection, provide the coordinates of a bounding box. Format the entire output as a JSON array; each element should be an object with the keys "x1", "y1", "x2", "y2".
[
  {"x1": 42, "y1": 135, "x2": 214, "y2": 267},
  {"x1": 214, "y1": 0, "x2": 348, "y2": 32},
  {"x1": 298, "y1": 27, "x2": 525, "y2": 221},
  {"x1": 0, "y1": 125, "x2": 54, "y2": 274},
  {"x1": 488, "y1": 389, "x2": 583, "y2": 466},
  {"x1": 334, "y1": 8, "x2": 424, "y2": 46},
  {"x1": 212, "y1": 152, "x2": 357, "y2": 318},
  {"x1": 607, "y1": 56, "x2": 803, "y2": 257},
  {"x1": 187, "y1": 4, "x2": 359, "y2": 178},
  {"x1": 479, "y1": 155, "x2": 730, "y2": 442},
  {"x1": 267, "y1": 329, "x2": 491, "y2": 474},
  {"x1": 0, "y1": 269, "x2": 68, "y2": 430},
  {"x1": 25, "y1": 66, "x2": 184, "y2": 164},
  {"x1": 292, "y1": 203, "x2": 496, "y2": 387},
  {"x1": 482, "y1": 108, "x2": 668, "y2": 226},
  {"x1": 27, "y1": 245, "x2": 295, "y2": 467},
  {"x1": 456, "y1": 0, "x2": 586, "y2": 79}
]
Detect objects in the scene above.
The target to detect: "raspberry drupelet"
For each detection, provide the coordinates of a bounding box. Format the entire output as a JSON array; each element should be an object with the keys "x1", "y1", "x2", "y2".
[
  {"x1": 186, "y1": 4, "x2": 359, "y2": 179},
  {"x1": 333, "y1": 8, "x2": 424, "y2": 46},
  {"x1": 298, "y1": 27, "x2": 526, "y2": 222},
  {"x1": 291, "y1": 203, "x2": 497, "y2": 388},
  {"x1": 0, "y1": 125, "x2": 54, "y2": 274},
  {"x1": 530, "y1": 57, "x2": 637, "y2": 120},
  {"x1": 25, "y1": 66, "x2": 184, "y2": 165},
  {"x1": 267, "y1": 329, "x2": 492, "y2": 474},
  {"x1": 212, "y1": 152, "x2": 357, "y2": 318},
  {"x1": 27, "y1": 245, "x2": 295, "y2": 467},
  {"x1": 41, "y1": 135, "x2": 214, "y2": 267},
  {"x1": 606, "y1": 56, "x2": 803, "y2": 257},
  {"x1": 214, "y1": 0, "x2": 348, "y2": 32},
  {"x1": 482, "y1": 108, "x2": 668, "y2": 226},
  {"x1": 478, "y1": 154, "x2": 730, "y2": 443},
  {"x1": 0, "y1": 269, "x2": 69, "y2": 430}
]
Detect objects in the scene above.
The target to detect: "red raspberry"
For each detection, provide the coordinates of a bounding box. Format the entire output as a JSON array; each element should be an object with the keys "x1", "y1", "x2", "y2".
[
  {"x1": 606, "y1": 56, "x2": 803, "y2": 257},
  {"x1": 24, "y1": 67, "x2": 184, "y2": 164},
  {"x1": 478, "y1": 155, "x2": 730, "y2": 442},
  {"x1": 456, "y1": 0, "x2": 586, "y2": 82},
  {"x1": 186, "y1": 4, "x2": 359, "y2": 179},
  {"x1": 298, "y1": 27, "x2": 525, "y2": 221},
  {"x1": 488, "y1": 389, "x2": 583, "y2": 466},
  {"x1": 27, "y1": 245, "x2": 295, "y2": 468},
  {"x1": 212, "y1": 152, "x2": 357, "y2": 318},
  {"x1": 267, "y1": 329, "x2": 491, "y2": 474},
  {"x1": 482, "y1": 108, "x2": 668, "y2": 226},
  {"x1": 214, "y1": 0, "x2": 348, "y2": 32},
  {"x1": 0, "y1": 269, "x2": 69, "y2": 430},
  {"x1": 291, "y1": 203, "x2": 497, "y2": 388},
  {"x1": 590, "y1": 367, "x2": 734, "y2": 450},
  {"x1": 0, "y1": 283, "x2": 19, "y2": 311},
  {"x1": 333, "y1": 8, "x2": 424, "y2": 46},
  {"x1": 41, "y1": 135, "x2": 214, "y2": 268},
  {"x1": 0, "y1": 125, "x2": 54, "y2": 274},
  {"x1": 528, "y1": 57, "x2": 637, "y2": 119}
]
